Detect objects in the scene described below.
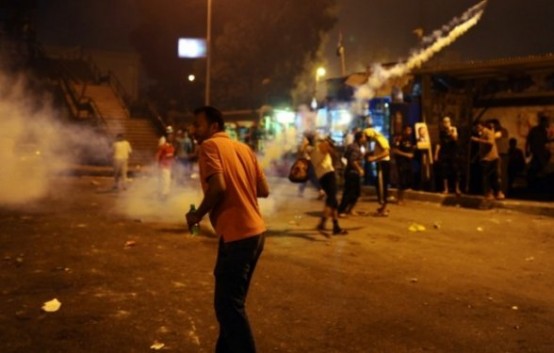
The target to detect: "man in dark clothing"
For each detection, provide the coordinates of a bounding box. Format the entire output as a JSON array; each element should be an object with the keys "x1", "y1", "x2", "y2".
[
  {"x1": 338, "y1": 131, "x2": 367, "y2": 215},
  {"x1": 507, "y1": 138, "x2": 526, "y2": 193},
  {"x1": 526, "y1": 113, "x2": 551, "y2": 188},
  {"x1": 434, "y1": 116, "x2": 461, "y2": 195},
  {"x1": 393, "y1": 125, "x2": 415, "y2": 204}
]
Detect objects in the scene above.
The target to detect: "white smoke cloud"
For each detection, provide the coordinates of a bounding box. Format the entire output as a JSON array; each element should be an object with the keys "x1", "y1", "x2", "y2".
[
  {"x1": 114, "y1": 166, "x2": 285, "y2": 226},
  {"x1": 0, "y1": 72, "x2": 112, "y2": 207},
  {"x1": 115, "y1": 169, "x2": 204, "y2": 224},
  {"x1": 356, "y1": 0, "x2": 488, "y2": 101},
  {"x1": 0, "y1": 73, "x2": 70, "y2": 205}
]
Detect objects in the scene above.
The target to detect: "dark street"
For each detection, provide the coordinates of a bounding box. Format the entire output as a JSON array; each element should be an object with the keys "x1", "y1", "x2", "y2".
[{"x1": 1, "y1": 176, "x2": 553, "y2": 353}]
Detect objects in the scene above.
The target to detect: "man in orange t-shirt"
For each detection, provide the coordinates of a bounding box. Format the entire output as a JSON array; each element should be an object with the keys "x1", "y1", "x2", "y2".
[{"x1": 186, "y1": 106, "x2": 269, "y2": 353}]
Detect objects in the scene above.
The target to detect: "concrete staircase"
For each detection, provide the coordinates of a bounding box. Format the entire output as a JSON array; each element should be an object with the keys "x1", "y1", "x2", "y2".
[{"x1": 75, "y1": 83, "x2": 160, "y2": 166}]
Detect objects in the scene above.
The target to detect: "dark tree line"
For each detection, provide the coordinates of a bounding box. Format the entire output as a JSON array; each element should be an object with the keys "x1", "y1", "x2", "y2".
[{"x1": 130, "y1": 0, "x2": 338, "y2": 110}]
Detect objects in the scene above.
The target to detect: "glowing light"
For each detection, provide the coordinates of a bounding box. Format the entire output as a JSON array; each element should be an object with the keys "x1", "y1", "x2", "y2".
[
  {"x1": 188, "y1": 75, "x2": 196, "y2": 82},
  {"x1": 316, "y1": 67, "x2": 326, "y2": 79},
  {"x1": 178, "y1": 38, "x2": 207, "y2": 58},
  {"x1": 274, "y1": 110, "x2": 296, "y2": 124}
]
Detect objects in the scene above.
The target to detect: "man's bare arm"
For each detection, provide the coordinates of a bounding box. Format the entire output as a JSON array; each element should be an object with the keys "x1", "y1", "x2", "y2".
[
  {"x1": 257, "y1": 173, "x2": 270, "y2": 198},
  {"x1": 196, "y1": 173, "x2": 226, "y2": 219}
]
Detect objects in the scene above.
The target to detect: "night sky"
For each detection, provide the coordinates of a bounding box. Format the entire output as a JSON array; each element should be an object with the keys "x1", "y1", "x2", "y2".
[{"x1": 36, "y1": 0, "x2": 554, "y2": 77}]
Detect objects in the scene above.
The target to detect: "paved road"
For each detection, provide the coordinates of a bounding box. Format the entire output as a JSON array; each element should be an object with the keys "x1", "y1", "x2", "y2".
[{"x1": 1, "y1": 176, "x2": 553, "y2": 353}]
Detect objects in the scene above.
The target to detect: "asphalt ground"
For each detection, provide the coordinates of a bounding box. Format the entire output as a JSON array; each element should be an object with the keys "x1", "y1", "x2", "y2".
[{"x1": 1, "y1": 176, "x2": 553, "y2": 353}]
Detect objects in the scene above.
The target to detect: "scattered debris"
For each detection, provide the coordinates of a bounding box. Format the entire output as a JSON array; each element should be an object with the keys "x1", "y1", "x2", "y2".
[
  {"x1": 76, "y1": 224, "x2": 87, "y2": 228},
  {"x1": 525, "y1": 256, "x2": 535, "y2": 262},
  {"x1": 134, "y1": 219, "x2": 143, "y2": 223},
  {"x1": 410, "y1": 278, "x2": 419, "y2": 283},
  {"x1": 90, "y1": 180, "x2": 100, "y2": 186},
  {"x1": 511, "y1": 306, "x2": 519, "y2": 311},
  {"x1": 150, "y1": 341, "x2": 165, "y2": 350},
  {"x1": 42, "y1": 298, "x2": 62, "y2": 313},
  {"x1": 124, "y1": 241, "x2": 137, "y2": 248},
  {"x1": 157, "y1": 326, "x2": 170, "y2": 334},
  {"x1": 15, "y1": 309, "x2": 32, "y2": 320},
  {"x1": 433, "y1": 222, "x2": 441, "y2": 230},
  {"x1": 476, "y1": 227, "x2": 484, "y2": 232},
  {"x1": 409, "y1": 223, "x2": 426, "y2": 232}
]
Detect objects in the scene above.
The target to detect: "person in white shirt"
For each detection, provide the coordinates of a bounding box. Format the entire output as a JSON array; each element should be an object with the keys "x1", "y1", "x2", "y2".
[
  {"x1": 113, "y1": 133, "x2": 132, "y2": 190},
  {"x1": 301, "y1": 136, "x2": 347, "y2": 236}
]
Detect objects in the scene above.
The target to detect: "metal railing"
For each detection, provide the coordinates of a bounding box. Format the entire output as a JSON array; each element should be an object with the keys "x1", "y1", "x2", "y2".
[{"x1": 57, "y1": 64, "x2": 108, "y2": 130}]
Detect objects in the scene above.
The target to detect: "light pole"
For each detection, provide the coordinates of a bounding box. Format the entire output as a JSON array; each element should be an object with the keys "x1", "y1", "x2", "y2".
[
  {"x1": 313, "y1": 66, "x2": 326, "y2": 107},
  {"x1": 205, "y1": 0, "x2": 212, "y2": 106}
]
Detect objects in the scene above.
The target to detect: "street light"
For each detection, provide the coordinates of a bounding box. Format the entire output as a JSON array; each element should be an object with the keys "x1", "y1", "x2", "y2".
[
  {"x1": 205, "y1": 0, "x2": 212, "y2": 106},
  {"x1": 316, "y1": 67, "x2": 326, "y2": 80},
  {"x1": 188, "y1": 74, "x2": 196, "y2": 82},
  {"x1": 313, "y1": 66, "x2": 326, "y2": 109}
]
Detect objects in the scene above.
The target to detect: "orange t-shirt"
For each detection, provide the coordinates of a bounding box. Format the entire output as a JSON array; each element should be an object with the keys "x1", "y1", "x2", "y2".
[{"x1": 198, "y1": 132, "x2": 266, "y2": 242}]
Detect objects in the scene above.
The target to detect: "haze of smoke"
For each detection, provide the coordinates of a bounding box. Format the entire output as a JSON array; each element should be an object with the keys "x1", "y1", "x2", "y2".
[
  {"x1": 0, "y1": 72, "x2": 112, "y2": 207},
  {"x1": 115, "y1": 170, "x2": 204, "y2": 224},
  {"x1": 0, "y1": 73, "x2": 71, "y2": 206},
  {"x1": 259, "y1": 125, "x2": 299, "y2": 171},
  {"x1": 115, "y1": 166, "x2": 283, "y2": 225},
  {"x1": 356, "y1": 0, "x2": 488, "y2": 100}
]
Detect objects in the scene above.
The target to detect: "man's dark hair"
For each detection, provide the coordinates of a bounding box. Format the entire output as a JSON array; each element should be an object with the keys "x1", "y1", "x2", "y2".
[
  {"x1": 194, "y1": 106, "x2": 225, "y2": 131},
  {"x1": 538, "y1": 113, "x2": 549, "y2": 126},
  {"x1": 354, "y1": 131, "x2": 364, "y2": 142}
]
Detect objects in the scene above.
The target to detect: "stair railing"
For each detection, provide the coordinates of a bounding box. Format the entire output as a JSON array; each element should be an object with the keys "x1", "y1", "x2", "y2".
[{"x1": 57, "y1": 64, "x2": 108, "y2": 130}]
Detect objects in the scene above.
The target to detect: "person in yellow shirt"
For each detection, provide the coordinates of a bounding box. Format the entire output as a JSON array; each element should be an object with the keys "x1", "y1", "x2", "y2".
[{"x1": 364, "y1": 128, "x2": 391, "y2": 216}]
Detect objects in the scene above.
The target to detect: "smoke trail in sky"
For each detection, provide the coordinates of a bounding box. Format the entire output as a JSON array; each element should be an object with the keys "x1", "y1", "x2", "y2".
[{"x1": 357, "y1": 0, "x2": 488, "y2": 100}]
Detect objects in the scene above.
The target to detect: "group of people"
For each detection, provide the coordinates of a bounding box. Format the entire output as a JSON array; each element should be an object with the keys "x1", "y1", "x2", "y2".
[
  {"x1": 107, "y1": 107, "x2": 552, "y2": 353},
  {"x1": 156, "y1": 126, "x2": 197, "y2": 199},
  {"x1": 297, "y1": 112, "x2": 553, "y2": 234},
  {"x1": 110, "y1": 126, "x2": 197, "y2": 197},
  {"x1": 299, "y1": 125, "x2": 393, "y2": 236}
]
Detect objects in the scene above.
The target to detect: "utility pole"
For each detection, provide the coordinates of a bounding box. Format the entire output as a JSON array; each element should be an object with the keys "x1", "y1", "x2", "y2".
[
  {"x1": 205, "y1": 0, "x2": 212, "y2": 106},
  {"x1": 337, "y1": 31, "x2": 346, "y2": 76}
]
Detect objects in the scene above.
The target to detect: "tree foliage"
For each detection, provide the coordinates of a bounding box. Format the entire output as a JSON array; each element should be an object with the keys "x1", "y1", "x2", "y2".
[{"x1": 131, "y1": 0, "x2": 337, "y2": 110}]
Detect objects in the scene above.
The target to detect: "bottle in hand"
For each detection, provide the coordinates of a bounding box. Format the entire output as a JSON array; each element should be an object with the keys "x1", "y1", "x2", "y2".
[{"x1": 189, "y1": 204, "x2": 200, "y2": 236}]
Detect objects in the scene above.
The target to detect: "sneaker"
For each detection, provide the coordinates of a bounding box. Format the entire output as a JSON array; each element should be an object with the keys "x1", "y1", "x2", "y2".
[
  {"x1": 375, "y1": 207, "x2": 390, "y2": 217},
  {"x1": 332, "y1": 228, "x2": 348, "y2": 235}
]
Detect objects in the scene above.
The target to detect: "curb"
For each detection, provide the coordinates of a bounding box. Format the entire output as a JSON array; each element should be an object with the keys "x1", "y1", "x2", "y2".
[{"x1": 362, "y1": 186, "x2": 554, "y2": 218}]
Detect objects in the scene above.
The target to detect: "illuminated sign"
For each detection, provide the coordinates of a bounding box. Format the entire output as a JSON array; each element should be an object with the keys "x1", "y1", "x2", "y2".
[{"x1": 178, "y1": 38, "x2": 207, "y2": 58}]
